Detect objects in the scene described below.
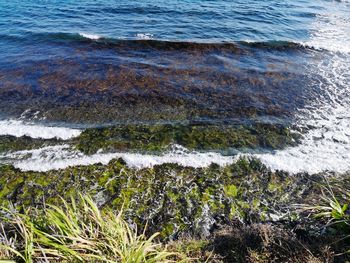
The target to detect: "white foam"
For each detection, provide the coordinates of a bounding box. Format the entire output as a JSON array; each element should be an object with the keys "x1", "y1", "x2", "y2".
[
  {"x1": 303, "y1": 2, "x2": 350, "y2": 54},
  {"x1": 79, "y1": 32, "x2": 101, "y2": 40},
  {"x1": 0, "y1": 145, "x2": 236, "y2": 172},
  {"x1": 256, "y1": 84, "x2": 350, "y2": 174},
  {"x1": 0, "y1": 120, "x2": 81, "y2": 140},
  {"x1": 136, "y1": 33, "x2": 153, "y2": 40},
  {"x1": 256, "y1": 5, "x2": 350, "y2": 174}
]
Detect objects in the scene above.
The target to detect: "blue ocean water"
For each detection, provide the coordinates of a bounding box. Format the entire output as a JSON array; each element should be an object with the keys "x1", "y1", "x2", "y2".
[
  {"x1": 0, "y1": 0, "x2": 349, "y2": 173},
  {"x1": 0, "y1": 0, "x2": 348, "y2": 115},
  {"x1": 0, "y1": 1, "x2": 348, "y2": 43},
  {"x1": 0, "y1": 0, "x2": 349, "y2": 75},
  {"x1": 0, "y1": 0, "x2": 321, "y2": 41}
]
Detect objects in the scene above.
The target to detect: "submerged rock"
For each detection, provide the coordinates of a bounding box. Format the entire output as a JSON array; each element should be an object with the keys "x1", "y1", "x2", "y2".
[
  {"x1": 75, "y1": 123, "x2": 300, "y2": 154},
  {"x1": 0, "y1": 135, "x2": 63, "y2": 153}
]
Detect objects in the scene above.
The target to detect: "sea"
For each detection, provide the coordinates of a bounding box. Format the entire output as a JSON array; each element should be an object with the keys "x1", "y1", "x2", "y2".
[{"x1": 0, "y1": 0, "x2": 349, "y2": 174}]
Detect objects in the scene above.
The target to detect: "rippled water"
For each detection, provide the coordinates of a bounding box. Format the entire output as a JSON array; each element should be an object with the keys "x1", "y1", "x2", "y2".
[
  {"x1": 0, "y1": 0, "x2": 349, "y2": 174},
  {"x1": 0, "y1": 0, "x2": 328, "y2": 42}
]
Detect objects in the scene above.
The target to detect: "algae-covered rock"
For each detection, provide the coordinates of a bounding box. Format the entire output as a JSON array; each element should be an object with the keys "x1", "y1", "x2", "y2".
[
  {"x1": 75, "y1": 123, "x2": 300, "y2": 154},
  {"x1": 0, "y1": 135, "x2": 63, "y2": 153},
  {"x1": 1, "y1": 158, "x2": 345, "y2": 240}
]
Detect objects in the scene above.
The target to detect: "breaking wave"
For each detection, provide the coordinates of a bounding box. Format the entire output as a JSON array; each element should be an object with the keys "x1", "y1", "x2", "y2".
[
  {"x1": 0, "y1": 145, "x2": 236, "y2": 172},
  {"x1": 136, "y1": 33, "x2": 154, "y2": 40},
  {"x1": 79, "y1": 32, "x2": 102, "y2": 40},
  {"x1": 0, "y1": 119, "x2": 81, "y2": 140},
  {"x1": 0, "y1": 32, "x2": 331, "y2": 53},
  {"x1": 256, "y1": 53, "x2": 350, "y2": 174},
  {"x1": 256, "y1": 5, "x2": 350, "y2": 174}
]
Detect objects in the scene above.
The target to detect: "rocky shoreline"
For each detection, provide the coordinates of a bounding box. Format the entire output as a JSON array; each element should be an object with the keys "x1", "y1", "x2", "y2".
[
  {"x1": 0, "y1": 122, "x2": 299, "y2": 154},
  {"x1": 1, "y1": 157, "x2": 349, "y2": 262}
]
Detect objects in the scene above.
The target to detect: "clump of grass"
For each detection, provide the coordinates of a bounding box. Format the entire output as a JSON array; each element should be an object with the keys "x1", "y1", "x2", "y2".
[
  {"x1": 298, "y1": 182, "x2": 350, "y2": 255},
  {"x1": 300, "y1": 184, "x2": 349, "y2": 231},
  {"x1": 0, "y1": 194, "x2": 179, "y2": 262}
]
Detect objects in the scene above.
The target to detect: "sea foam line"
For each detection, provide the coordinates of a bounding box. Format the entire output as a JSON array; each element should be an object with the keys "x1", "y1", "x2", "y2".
[
  {"x1": 79, "y1": 32, "x2": 102, "y2": 40},
  {"x1": 255, "y1": 56, "x2": 350, "y2": 174},
  {"x1": 255, "y1": 4, "x2": 350, "y2": 174},
  {"x1": 0, "y1": 120, "x2": 81, "y2": 140},
  {"x1": 0, "y1": 145, "x2": 236, "y2": 172},
  {"x1": 136, "y1": 33, "x2": 153, "y2": 40}
]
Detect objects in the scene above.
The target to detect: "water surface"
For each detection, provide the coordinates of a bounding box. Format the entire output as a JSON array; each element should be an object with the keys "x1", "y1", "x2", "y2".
[{"x1": 0, "y1": 0, "x2": 349, "y2": 173}]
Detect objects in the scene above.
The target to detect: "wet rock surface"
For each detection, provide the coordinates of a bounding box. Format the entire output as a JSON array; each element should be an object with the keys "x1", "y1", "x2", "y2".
[
  {"x1": 0, "y1": 135, "x2": 64, "y2": 153},
  {"x1": 75, "y1": 123, "x2": 300, "y2": 154},
  {"x1": 0, "y1": 159, "x2": 348, "y2": 237}
]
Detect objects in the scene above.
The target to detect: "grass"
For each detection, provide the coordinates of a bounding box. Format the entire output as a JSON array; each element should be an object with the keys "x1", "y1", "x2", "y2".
[
  {"x1": 299, "y1": 181, "x2": 350, "y2": 255},
  {"x1": 300, "y1": 183, "x2": 349, "y2": 229},
  {"x1": 1, "y1": 163, "x2": 349, "y2": 262},
  {"x1": 0, "y1": 194, "x2": 183, "y2": 263}
]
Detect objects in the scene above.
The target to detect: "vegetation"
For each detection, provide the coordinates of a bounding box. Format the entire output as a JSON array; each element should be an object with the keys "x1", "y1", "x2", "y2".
[
  {"x1": 0, "y1": 158, "x2": 306, "y2": 237},
  {"x1": 75, "y1": 123, "x2": 299, "y2": 154},
  {"x1": 0, "y1": 135, "x2": 62, "y2": 154},
  {"x1": 300, "y1": 182, "x2": 350, "y2": 255},
  {"x1": 0, "y1": 123, "x2": 298, "y2": 157},
  {"x1": 301, "y1": 184, "x2": 349, "y2": 228},
  {"x1": 1, "y1": 159, "x2": 349, "y2": 262},
  {"x1": 0, "y1": 194, "x2": 179, "y2": 262}
]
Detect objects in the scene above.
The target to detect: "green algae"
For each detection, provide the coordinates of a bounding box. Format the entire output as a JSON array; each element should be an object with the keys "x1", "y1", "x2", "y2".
[
  {"x1": 1, "y1": 157, "x2": 346, "y2": 241},
  {"x1": 224, "y1": 184, "x2": 239, "y2": 198},
  {"x1": 0, "y1": 122, "x2": 299, "y2": 157},
  {"x1": 75, "y1": 123, "x2": 299, "y2": 154},
  {"x1": 0, "y1": 135, "x2": 63, "y2": 153}
]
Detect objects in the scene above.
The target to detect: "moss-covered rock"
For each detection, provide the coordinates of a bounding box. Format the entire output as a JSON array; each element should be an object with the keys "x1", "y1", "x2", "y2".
[
  {"x1": 75, "y1": 123, "x2": 299, "y2": 154},
  {"x1": 1, "y1": 157, "x2": 347, "y2": 241},
  {"x1": 0, "y1": 135, "x2": 63, "y2": 153}
]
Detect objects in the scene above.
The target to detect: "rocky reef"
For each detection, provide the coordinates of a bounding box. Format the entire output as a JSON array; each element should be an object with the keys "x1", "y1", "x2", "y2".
[
  {"x1": 0, "y1": 157, "x2": 349, "y2": 262},
  {"x1": 0, "y1": 135, "x2": 62, "y2": 153},
  {"x1": 75, "y1": 122, "x2": 299, "y2": 154}
]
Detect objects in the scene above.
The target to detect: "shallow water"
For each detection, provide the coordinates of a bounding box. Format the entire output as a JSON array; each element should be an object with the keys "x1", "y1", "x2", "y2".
[{"x1": 0, "y1": 0, "x2": 349, "y2": 174}]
